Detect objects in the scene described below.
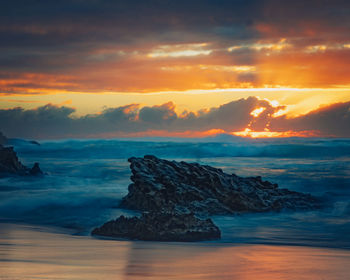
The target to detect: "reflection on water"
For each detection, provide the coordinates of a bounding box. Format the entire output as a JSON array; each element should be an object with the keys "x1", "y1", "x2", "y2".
[{"x1": 0, "y1": 223, "x2": 349, "y2": 280}]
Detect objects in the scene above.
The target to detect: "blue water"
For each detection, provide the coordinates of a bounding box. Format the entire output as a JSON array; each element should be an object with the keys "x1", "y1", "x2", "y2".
[{"x1": 0, "y1": 137, "x2": 349, "y2": 248}]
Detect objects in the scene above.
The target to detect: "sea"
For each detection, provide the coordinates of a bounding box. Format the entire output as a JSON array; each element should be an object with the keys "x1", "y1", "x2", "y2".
[{"x1": 0, "y1": 136, "x2": 349, "y2": 279}]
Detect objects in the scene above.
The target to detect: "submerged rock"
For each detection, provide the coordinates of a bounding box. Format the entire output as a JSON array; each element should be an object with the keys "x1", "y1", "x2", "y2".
[
  {"x1": 92, "y1": 210, "x2": 221, "y2": 242},
  {"x1": 120, "y1": 155, "x2": 319, "y2": 215}
]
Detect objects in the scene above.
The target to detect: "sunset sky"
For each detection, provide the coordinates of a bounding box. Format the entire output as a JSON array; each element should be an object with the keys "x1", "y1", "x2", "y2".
[{"x1": 1, "y1": 0, "x2": 349, "y2": 139}]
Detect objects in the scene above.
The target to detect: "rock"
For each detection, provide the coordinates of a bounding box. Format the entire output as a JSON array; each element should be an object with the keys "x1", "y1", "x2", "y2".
[
  {"x1": 120, "y1": 155, "x2": 320, "y2": 215},
  {"x1": 92, "y1": 210, "x2": 221, "y2": 242},
  {"x1": 29, "y1": 162, "x2": 43, "y2": 175},
  {"x1": 93, "y1": 155, "x2": 320, "y2": 242},
  {"x1": 0, "y1": 145, "x2": 27, "y2": 175},
  {"x1": 0, "y1": 145, "x2": 43, "y2": 176}
]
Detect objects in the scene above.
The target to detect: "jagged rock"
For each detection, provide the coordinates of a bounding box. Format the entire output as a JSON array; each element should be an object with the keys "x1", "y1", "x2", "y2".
[
  {"x1": 92, "y1": 210, "x2": 221, "y2": 241},
  {"x1": 0, "y1": 145, "x2": 27, "y2": 175},
  {"x1": 120, "y1": 155, "x2": 319, "y2": 215},
  {"x1": 0, "y1": 145, "x2": 43, "y2": 176},
  {"x1": 93, "y1": 155, "x2": 320, "y2": 242}
]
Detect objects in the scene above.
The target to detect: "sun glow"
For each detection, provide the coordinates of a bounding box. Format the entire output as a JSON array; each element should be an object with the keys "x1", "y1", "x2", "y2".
[
  {"x1": 250, "y1": 107, "x2": 266, "y2": 117},
  {"x1": 147, "y1": 43, "x2": 212, "y2": 58},
  {"x1": 305, "y1": 43, "x2": 350, "y2": 53},
  {"x1": 228, "y1": 38, "x2": 291, "y2": 53},
  {"x1": 160, "y1": 65, "x2": 256, "y2": 73},
  {"x1": 232, "y1": 128, "x2": 319, "y2": 138}
]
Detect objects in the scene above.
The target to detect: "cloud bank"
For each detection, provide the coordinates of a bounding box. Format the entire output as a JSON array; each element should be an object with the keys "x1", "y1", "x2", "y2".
[{"x1": 1, "y1": 97, "x2": 349, "y2": 139}]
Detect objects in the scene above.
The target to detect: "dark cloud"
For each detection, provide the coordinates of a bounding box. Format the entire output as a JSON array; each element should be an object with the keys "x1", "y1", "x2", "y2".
[
  {"x1": 139, "y1": 102, "x2": 177, "y2": 125},
  {"x1": 3, "y1": 97, "x2": 347, "y2": 139},
  {"x1": 270, "y1": 102, "x2": 350, "y2": 137},
  {"x1": 1, "y1": 1, "x2": 347, "y2": 62},
  {"x1": 0, "y1": 0, "x2": 259, "y2": 49},
  {"x1": 1, "y1": 0, "x2": 347, "y2": 47},
  {"x1": 0, "y1": 97, "x2": 273, "y2": 138},
  {"x1": 1, "y1": 97, "x2": 348, "y2": 139},
  {"x1": 0, "y1": 0, "x2": 349, "y2": 92},
  {"x1": 0, "y1": 104, "x2": 75, "y2": 138},
  {"x1": 183, "y1": 96, "x2": 279, "y2": 131}
]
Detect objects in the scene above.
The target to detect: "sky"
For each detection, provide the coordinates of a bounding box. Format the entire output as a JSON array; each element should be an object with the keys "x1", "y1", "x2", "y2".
[{"x1": 0, "y1": 0, "x2": 350, "y2": 139}]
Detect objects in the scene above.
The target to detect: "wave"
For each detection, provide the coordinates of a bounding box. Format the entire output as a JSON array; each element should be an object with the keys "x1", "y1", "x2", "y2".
[{"x1": 12, "y1": 137, "x2": 350, "y2": 160}]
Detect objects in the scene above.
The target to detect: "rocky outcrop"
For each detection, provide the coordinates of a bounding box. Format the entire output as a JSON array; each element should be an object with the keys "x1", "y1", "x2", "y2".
[
  {"x1": 0, "y1": 145, "x2": 43, "y2": 176},
  {"x1": 93, "y1": 155, "x2": 319, "y2": 242},
  {"x1": 92, "y1": 210, "x2": 221, "y2": 241},
  {"x1": 120, "y1": 155, "x2": 319, "y2": 215},
  {"x1": 0, "y1": 146, "x2": 27, "y2": 174}
]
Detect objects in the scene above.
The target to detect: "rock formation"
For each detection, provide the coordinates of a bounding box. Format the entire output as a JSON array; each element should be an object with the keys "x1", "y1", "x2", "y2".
[
  {"x1": 93, "y1": 155, "x2": 320, "y2": 242},
  {"x1": 0, "y1": 145, "x2": 43, "y2": 176},
  {"x1": 92, "y1": 210, "x2": 221, "y2": 241},
  {"x1": 29, "y1": 162, "x2": 44, "y2": 175},
  {"x1": 120, "y1": 155, "x2": 319, "y2": 215}
]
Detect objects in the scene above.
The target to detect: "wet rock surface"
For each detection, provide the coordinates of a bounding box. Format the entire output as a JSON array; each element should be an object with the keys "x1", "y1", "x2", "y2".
[
  {"x1": 121, "y1": 155, "x2": 319, "y2": 215},
  {"x1": 93, "y1": 155, "x2": 320, "y2": 242},
  {"x1": 92, "y1": 210, "x2": 221, "y2": 241}
]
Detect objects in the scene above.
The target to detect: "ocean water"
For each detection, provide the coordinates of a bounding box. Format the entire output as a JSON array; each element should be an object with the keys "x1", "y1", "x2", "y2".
[{"x1": 0, "y1": 137, "x2": 349, "y2": 248}]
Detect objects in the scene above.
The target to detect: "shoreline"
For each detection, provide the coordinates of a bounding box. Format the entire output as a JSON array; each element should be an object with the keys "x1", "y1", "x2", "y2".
[
  {"x1": 1, "y1": 222, "x2": 350, "y2": 280},
  {"x1": 2, "y1": 219, "x2": 349, "y2": 250},
  {"x1": 1, "y1": 220, "x2": 349, "y2": 250}
]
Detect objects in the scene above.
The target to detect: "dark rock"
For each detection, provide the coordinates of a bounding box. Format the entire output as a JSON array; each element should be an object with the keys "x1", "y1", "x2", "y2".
[
  {"x1": 0, "y1": 145, "x2": 43, "y2": 176},
  {"x1": 29, "y1": 162, "x2": 43, "y2": 175},
  {"x1": 120, "y1": 155, "x2": 320, "y2": 215},
  {"x1": 92, "y1": 210, "x2": 221, "y2": 242},
  {"x1": 0, "y1": 145, "x2": 27, "y2": 175},
  {"x1": 93, "y1": 155, "x2": 320, "y2": 242}
]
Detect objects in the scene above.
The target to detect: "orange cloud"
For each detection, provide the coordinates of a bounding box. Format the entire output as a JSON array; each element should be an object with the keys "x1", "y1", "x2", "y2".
[{"x1": 0, "y1": 72, "x2": 79, "y2": 95}]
